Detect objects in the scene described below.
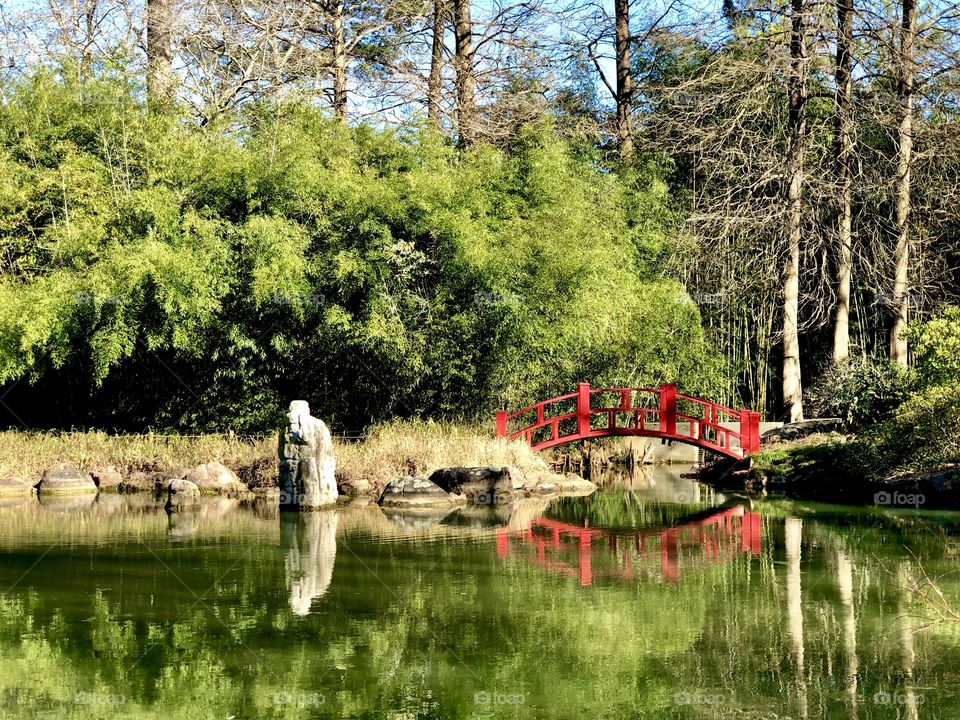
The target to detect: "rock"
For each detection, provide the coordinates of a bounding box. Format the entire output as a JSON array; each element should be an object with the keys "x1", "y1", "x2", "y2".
[
  {"x1": 120, "y1": 471, "x2": 169, "y2": 494},
  {"x1": 165, "y1": 479, "x2": 201, "y2": 512},
  {"x1": 526, "y1": 472, "x2": 597, "y2": 497},
  {"x1": 279, "y1": 400, "x2": 338, "y2": 510},
  {"x1": 338, "y1": 477, "x2": 373, "y2": 497},
  {"x1": 761, "y1": 419, "x2": 843, "y2": 444},
  {"x1": 429, "y1": 466, "x2": 517, "y2": 503},
  {"x1": 37, "y1": 467, "x2": 97, "y2": 496},
  {"x1": 90, "y1": 467, "x2": 122, "y2": 490},
  {"x1": 0, "y1": 477, "x2": 31, "y2": 498},
  {"x1": 184, "y1": 462, "x2": 245, "y2": 494},
  {"x1": 343, "y1": 496, "x2": 373, "y2": 508},
  {"x1": 378, "y1": 477, "x2": 467, "y2": 508}
]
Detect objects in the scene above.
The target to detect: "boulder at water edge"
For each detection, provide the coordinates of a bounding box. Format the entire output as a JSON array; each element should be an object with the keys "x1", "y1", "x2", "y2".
[
  {"x1": 91, "y1": 467, "x2": 122, "y2": 490},
  {"x1": 378, "y1": 477, "x2": 468, "y2": 508},
  {"x1": 0, "y1": 477, "x2": 31, "y2": 498},
  {"x1": 185, "y1": 462, "x2": 246, "y2": 495},
  {"x1": 165, "y1": 479, "x2": 201, "y2": 512},
  {"x1": 525, "y1": 472, "x2": 597, "y2": 497},
  {"x1": 120, "y1": 471, "x2": 173, "y2": 495},
  {"x1": 429, "y1": 466, "x2": 517, "y2": 503},
  {"x1": 37, "y1": 467, "x2": 97, "y2": 496}
]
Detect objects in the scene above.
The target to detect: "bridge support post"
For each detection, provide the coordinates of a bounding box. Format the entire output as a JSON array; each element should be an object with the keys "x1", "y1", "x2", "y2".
[
  {"x1": 495, "y1": 410, "x2": 508, "y2": 439},
  {"x1": 576, "y1": 382, "x2": 591, "y2": 438},
  {"x1": 659, "y1": 384, "x2": 677, "y2": 437},
  {"x1": 740, "y1": 410, "x2": 761, "y2": 454}
]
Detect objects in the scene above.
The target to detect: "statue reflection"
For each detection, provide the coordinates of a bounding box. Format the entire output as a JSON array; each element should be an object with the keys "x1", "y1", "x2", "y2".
[{"x1": 281, "y1": 512, "x2": 338, "y2": 616}]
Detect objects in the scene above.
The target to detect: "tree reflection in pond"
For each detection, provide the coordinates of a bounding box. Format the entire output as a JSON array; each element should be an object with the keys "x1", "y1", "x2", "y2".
[{"x1": 0, "y1": 483, "x2": 958, "y2": 718}]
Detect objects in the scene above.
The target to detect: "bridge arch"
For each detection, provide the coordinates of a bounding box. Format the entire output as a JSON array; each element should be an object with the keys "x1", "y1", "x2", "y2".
[{"x1": 495, "y1": 383, "x2": 761, "y2": 460}]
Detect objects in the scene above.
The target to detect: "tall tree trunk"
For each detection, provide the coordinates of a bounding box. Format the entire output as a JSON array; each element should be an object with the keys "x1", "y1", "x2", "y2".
[
  {"x1": 146, "y1": 0, "x2": 174, "y2": 107},
  {"x1": 452, "y1": 0, "x2": 476, "y2": 145},
  {"x1": 80, "y1": 0, "x2": 99, "y2": 81},
  {"x1": 614, "y1": 0, "x2": 633, "y2": 160},
  {"x1": 331, "y1": 0, "x2": 348, "y2": 123},
  {"x1": 783, "y1": 0, "x2": 808, "y2": 422},
  {"x1": 428, "y1": 0, "x2": 446, "y2": 130},
  {"x1": 833, "y1": 0, "x2": 854, "y2": 364},
  {"x1": 890, "y1": 0, "x2": 915, "y2": 365}
]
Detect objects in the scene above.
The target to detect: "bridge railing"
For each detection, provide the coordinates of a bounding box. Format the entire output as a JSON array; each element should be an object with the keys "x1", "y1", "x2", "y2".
[{"x1": 495, "y1": 382, "x2": 761, "y2": 458}]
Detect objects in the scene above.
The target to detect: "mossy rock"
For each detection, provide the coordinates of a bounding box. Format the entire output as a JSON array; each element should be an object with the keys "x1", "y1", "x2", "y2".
[{"x1": 37, "y1": 468, "x2": 97, "y2": 496}]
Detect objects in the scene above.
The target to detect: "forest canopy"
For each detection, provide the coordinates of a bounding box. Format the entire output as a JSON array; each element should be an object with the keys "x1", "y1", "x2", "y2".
[{"x1": 0, "y1": 72, "x2": 721, "y2": 431}]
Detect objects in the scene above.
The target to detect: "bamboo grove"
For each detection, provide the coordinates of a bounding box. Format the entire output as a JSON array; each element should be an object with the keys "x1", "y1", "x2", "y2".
[{"x1": 0, "y1": 0, "x2": 959, "y2": 428}]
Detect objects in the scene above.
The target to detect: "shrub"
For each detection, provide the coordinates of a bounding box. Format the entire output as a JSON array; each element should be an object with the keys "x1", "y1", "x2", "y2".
[
  {"x1": 853, "y1": 383, "x2": 960, "y2": 478},
  {"x1": 903, "y1": 305, "x2": 960, "y2": 387},
  {"x1": 804, "y1": 357, "x2": 914, "y2": 430}
]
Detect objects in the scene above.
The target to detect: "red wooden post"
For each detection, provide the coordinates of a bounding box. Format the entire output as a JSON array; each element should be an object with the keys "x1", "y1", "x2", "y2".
[
  {"x1": 495, "y1": 410, "x2": 508, "y2": 439},
  {"x1": 577, "y1": 382, "x2": 592, "y2": 438},
  {"x1": 740, "y1": 408, "x2": 761, "y2": 454},
  {"x1": 660, "y1": 384, "x2": 677, "y2": 437}
]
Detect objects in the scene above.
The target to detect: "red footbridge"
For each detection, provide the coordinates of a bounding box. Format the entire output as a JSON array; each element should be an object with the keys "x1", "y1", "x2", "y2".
[
  {"x1": 496, "y1": 383, "x2": 761, "y2": 459},
  {"x1": 496, "y1": 504, "x2": 762, "y2": 586}
]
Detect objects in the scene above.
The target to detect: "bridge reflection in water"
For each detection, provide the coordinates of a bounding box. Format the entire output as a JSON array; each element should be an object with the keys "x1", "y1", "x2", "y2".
[{"x1": 495, "y1": 504, "x2": 761, "y2": 586}]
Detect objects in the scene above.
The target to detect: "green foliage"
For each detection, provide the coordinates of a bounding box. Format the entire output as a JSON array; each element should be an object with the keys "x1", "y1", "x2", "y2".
[
  {"x1": 804, "y1": 356, "x2": 914, "y2": 429},
  {"x1": 904, "y1": 305, "x2": 960, "y2": 387},
  {"x1": 0, "y1": 73, "x2": 725, "y2": 432},
  {"x1": 855, "y1": 382, "x2": 960, "y2": 478}
]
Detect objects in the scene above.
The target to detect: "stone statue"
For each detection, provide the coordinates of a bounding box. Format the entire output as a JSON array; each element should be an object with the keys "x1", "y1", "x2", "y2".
[{"x1": 279, "y1": 400, "x2": 338, "y2": 510}]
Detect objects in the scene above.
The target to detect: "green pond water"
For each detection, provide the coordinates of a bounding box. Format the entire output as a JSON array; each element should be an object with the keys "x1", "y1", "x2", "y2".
[{"x1": 2, "y1": 466, "x2": 960, "y2": 719}]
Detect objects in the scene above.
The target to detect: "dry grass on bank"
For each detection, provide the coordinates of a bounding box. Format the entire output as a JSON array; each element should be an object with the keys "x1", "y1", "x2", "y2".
[
  {"x1": 334, "y1": 420, "x2": 549, "y2": 487},
  {"x1": 0, "y1": 420, "x2": 549, "y2": 487}
]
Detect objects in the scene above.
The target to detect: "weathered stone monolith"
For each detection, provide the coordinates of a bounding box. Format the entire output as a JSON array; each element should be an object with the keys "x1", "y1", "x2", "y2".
[{"x1": 279, "y1": 400, "x2": 338, "y2": 510}]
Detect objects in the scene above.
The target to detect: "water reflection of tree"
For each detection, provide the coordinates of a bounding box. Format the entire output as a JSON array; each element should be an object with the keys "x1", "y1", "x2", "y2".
[{"x1": 2, "y1": 507, "x2": 960, "y2": 717}]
